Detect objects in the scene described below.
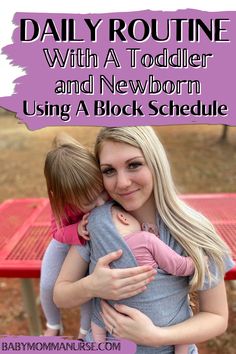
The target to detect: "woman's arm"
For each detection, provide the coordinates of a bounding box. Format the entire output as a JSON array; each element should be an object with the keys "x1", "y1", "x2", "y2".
[
  {"x1": 53, "y1": 245, "x2": 89, "y2": 308},
  {"x1": 100, "y1": 280, "x2": 228, "y2": 347},
  {"x1": 54, "y1": 246, "x2": 157, "y2": 308},
  {"x1": 156, "y1": 280, "x2": 228, "y2": 346}
]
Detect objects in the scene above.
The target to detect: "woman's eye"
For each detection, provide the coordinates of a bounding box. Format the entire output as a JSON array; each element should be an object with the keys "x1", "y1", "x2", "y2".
[
  {"x1": 128, "y1": 162, "x2": 142, "y2": 169},
  {"x1": 101, "y1": 168, "x2": 115, "y2": 176}
]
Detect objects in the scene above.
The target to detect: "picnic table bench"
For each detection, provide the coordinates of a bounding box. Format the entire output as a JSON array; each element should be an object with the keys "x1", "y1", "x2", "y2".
[{"x1": 0, "y1": 194, "x2": 235, "y2": 335}]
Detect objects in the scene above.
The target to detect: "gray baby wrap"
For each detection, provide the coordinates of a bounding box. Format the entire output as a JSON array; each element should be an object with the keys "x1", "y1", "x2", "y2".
[{"x1": 78, "y1": 201, "x2": 199, "y2": 353}]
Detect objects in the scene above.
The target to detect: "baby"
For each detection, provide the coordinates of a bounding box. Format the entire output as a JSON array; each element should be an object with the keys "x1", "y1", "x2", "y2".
[{"x1": 91, "y1": 204, "x2": 194, "y2": 354}]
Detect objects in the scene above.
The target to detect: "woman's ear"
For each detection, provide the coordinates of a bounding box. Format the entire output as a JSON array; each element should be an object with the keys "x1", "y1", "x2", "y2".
[{"x1": 116, "y1": 212, "x2": 130, "y2": 225}]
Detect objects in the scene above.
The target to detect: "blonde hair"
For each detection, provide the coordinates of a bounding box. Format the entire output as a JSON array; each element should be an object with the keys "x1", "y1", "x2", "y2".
[
  {"x1": 95, "y1": 127, "x2": 231, "y2": 290},
  {"x1": 44, "y1": 133, "x2": 103, "y2": 224}
]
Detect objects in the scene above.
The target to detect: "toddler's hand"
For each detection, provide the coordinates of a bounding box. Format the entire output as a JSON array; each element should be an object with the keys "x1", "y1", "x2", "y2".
[{"x1": 78, "y1": 213, "x2": 90, "y2": 240}]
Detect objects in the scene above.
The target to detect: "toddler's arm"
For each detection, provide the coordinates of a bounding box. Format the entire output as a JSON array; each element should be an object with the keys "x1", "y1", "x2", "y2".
[{"x1": 51, "y1": 214, "x2": 86, "y2": 245}]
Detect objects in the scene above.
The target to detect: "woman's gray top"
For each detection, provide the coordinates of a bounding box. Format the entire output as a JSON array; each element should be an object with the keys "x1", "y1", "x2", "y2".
[{"x1": 76, "y1": 201, "x2": 235, "y2": 354}]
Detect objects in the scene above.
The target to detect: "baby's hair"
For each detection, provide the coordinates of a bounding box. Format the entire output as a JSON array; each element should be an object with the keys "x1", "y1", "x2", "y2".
[{"x1": 44, "y1": 133, "x2": 103, "y2": 224}]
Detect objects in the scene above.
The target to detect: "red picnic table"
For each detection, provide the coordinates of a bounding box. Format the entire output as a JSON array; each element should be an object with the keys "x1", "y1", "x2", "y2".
[{"x1": 0, "y1": 194, "x2": 235, "y2": 335}]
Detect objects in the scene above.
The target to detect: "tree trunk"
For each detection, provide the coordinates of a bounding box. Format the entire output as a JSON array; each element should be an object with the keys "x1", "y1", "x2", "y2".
[{"x1": 220, "y1": 125, "x2": 228, "y2": 142}]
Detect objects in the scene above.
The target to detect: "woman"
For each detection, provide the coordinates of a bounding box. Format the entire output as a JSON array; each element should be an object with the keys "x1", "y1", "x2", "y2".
[{"x1": 54, "y1": 127, "x2": 234, "y2": 353}]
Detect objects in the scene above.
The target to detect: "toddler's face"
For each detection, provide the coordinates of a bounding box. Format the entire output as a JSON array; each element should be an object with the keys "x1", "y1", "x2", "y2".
[{"x1": 80, "y1": 190, "x2": 109, "y2": 213}]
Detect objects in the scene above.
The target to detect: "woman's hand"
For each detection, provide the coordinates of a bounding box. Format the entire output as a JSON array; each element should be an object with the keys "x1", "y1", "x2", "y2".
[
  {"x1": 100, "y1": 300, "x2": 162, "y2": 346},
  {"x1": 89, "y1": 250, "x2": 157, "y2": 301},
  {"x1": 54, "y1": 247, "x2": 156, "y2": 308}
]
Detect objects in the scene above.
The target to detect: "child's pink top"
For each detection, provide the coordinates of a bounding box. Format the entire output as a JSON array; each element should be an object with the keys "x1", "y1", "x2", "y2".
[
  {"x1": 124, "y1": 231, "x2": 195, "y2": 276},
  {"x1": 51, "y1": 206, "x2": 85, "y2": 245}
]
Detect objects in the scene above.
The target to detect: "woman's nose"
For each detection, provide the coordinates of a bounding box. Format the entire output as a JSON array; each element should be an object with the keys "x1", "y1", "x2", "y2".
[{"x1": 116, "y1": 171, "x2": 131, "y2": 189}]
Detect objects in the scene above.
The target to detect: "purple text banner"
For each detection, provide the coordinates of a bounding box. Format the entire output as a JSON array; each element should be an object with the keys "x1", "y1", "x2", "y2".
[
  {"x1": 0, "y1": 336, "x2": 136, "y2": 354},
  {"x1": 0, "y1": 10, "x2": 235, "y2": 130}
]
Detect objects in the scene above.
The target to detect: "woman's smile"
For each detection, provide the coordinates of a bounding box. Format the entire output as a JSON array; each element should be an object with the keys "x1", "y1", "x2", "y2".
[{"x1": 118, "y1": 189, "x2": 140, "y2": 198}]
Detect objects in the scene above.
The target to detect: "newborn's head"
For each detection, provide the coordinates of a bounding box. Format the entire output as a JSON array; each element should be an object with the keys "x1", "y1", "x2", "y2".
[{"x1": 111, "y1": 205, "x2": 141, "y2": 237}]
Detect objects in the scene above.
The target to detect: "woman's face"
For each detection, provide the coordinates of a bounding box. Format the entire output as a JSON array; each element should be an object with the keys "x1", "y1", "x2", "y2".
[{"x1": 99, "y1": 141, "x2": 154, "y2": 215}]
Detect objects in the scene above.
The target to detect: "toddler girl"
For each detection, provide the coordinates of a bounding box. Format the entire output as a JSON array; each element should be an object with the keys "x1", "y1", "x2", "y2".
[{"x1": 40, "y1": 133, "x2": 107, "y2": 337}]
